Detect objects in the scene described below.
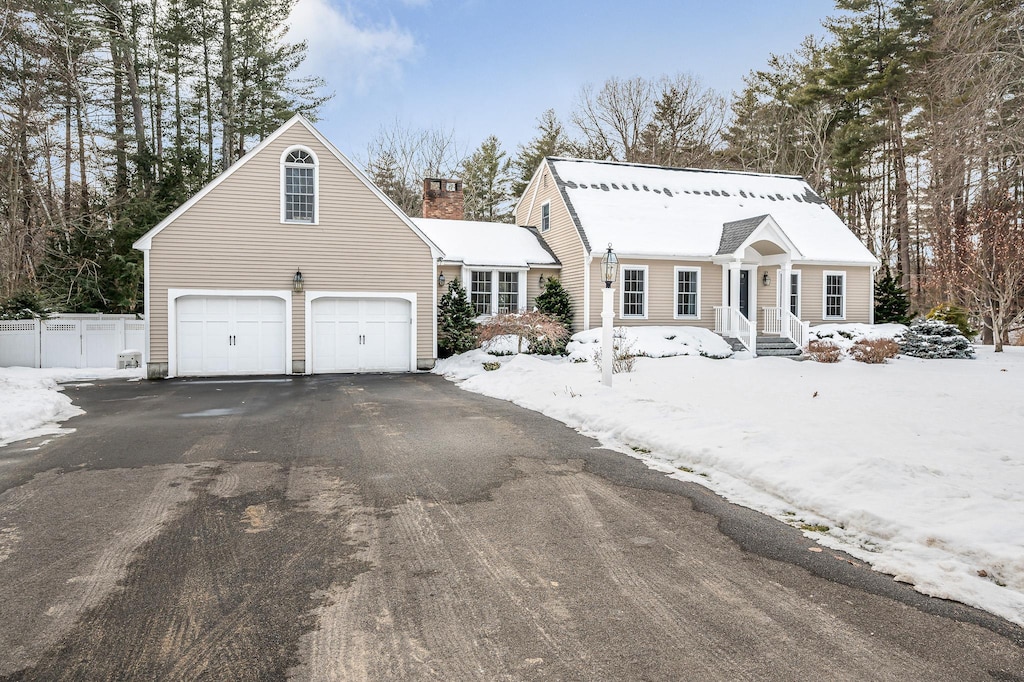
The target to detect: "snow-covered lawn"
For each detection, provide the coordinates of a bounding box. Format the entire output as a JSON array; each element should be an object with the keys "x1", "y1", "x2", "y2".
[
  {"x1": 435, "y1": 330, "x2": 1024, "y2": 627},
  {"x1": 0, "y1": 367, "x2": 144, "y2": 447}
]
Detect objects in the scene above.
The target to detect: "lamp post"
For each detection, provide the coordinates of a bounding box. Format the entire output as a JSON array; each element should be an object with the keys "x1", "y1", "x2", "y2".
[{"x1": 600, "y1": 244, "x2": 618, "y2": 387}]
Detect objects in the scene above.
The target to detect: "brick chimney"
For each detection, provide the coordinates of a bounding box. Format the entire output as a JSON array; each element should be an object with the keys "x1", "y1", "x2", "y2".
[{"x1": 422, "y1": 178, "x2": 464, "y2": 220}]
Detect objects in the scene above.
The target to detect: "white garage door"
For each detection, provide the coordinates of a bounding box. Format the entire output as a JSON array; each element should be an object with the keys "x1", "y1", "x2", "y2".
[
  {"x1": 312, "y1": 297, "x2": 411, "y2": 373},
  {"x1": 177, "y1": 296, "x2": 286, "y2": 376}
]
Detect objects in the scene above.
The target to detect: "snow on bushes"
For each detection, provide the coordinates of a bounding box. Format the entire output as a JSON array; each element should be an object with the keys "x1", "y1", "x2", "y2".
[
  {"x1": 807, "y1": 323, "x2": 908, "y2": 362},
  {"x1": 476, "y1": 311, "x2": 569, "y2": 356},
  {"x1": 900, "y1": 320, "x2": 976, "y2": 359},
  {"x1": 805, "y1": 340, "x2": 842, "y2": 363},
  {"x1": 566, "y1": 326, "x2": 733, "y2": 362}
]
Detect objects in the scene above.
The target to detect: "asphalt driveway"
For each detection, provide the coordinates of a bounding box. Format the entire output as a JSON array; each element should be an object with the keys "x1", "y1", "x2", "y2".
[{"x1": 0, "y1": 373, "x2": 1021, "y2": 681}]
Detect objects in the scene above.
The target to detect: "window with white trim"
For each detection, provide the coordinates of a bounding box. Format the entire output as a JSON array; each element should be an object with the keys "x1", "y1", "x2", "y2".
[
  {"x1": 621, "y1": 266, "x2": 647, "y2": 318},
  {"x1": 675, "y1": 267, "x2": 700, "y2": 318},
  {"x1": 471, "y1": 271, "x2": 492, "y2": 315},
  {"x1": 469, "y1": 269, "x2": 525, "y2": 316},
  {"x1": 788, "y1": 271, "x2": 801, "y2": 317},
  {"x1": 498, "y1": 271, "x2": 519, "y2": 313},
  {"x1": 283, "y1": 148, "x2": 316, "y2": 222},
  {"x1": 824, "y1": 272, "x2": 845, "y2": 319},
  {"x1": 540, "y1": 202, "x2": 550, "y2": 232}
]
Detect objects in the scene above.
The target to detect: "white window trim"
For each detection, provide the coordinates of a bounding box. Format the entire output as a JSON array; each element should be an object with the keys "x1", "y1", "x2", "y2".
[
  {"x1": 464, "y1": 267, "x2": 528, "y2": 317},
  {"x1": 673, "y1": 266, "x2": 701, "y2": 320},
  {"x1": 823, "y1": 270, "x2": 846, "y2": 320},
  {"x1": 540, "y1": 202, "x2": 551, "y2": 233},
  {"x1": 619, "y1": 264, "x2": 648, "y2": 319},
  {"x1": 779, "y1": 269, "x2": 801, "y2": 318},
  {"x1": 280, "y1": 145, "x2": 320, "y2": 225}
]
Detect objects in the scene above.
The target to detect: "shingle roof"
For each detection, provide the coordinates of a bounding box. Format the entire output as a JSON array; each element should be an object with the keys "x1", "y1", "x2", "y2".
[{"x1": 717, "y1": 215, "x2": 770, "y2": 255}]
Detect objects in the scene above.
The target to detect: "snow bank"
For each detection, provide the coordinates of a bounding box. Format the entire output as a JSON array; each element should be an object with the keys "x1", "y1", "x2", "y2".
[
  {"x1": 566, "y1": 325, "x2": 733, "y2": 361},
  {"x1": 439, "y1": 345, "x2": 1024, "y2": 626},
  {"x1": 0, "y1": 367, "x2": 144, "y2": 447},
  {"x1": 808, "y1": 322, "x2": 907, "y2": 353}
]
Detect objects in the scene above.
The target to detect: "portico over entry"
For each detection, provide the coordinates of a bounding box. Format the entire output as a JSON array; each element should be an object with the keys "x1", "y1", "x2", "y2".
[{"x1": 712, "y1": 214, "x2": 809, "y2": 354}]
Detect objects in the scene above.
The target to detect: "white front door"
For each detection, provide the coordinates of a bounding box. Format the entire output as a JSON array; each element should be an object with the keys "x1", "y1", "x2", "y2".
[
  {"x1": 176, "y1": 296, "x2": 286, "y2": 376},
  {"x1": 311, "y1": 297, "x2": 411, "y2": 373}
]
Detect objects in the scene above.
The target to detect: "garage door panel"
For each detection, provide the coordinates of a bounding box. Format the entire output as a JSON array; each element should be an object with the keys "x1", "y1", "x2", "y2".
[
  {"x1": 176, "y1": 296, "x2": 286, "y2": 376},
  {"x1": 311, "y1": 297, "x2": 411, "y2": 374},
  {"x1": 314, "y1": 319, "x2": 359, "y2": 373}
]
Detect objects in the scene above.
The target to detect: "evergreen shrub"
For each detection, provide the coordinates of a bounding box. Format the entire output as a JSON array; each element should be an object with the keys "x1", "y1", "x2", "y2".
[{"x1": 899, "y1": 320, "x2": 975, "y2": 359}]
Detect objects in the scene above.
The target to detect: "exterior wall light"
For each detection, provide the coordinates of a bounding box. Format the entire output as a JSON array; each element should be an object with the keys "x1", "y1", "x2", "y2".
[
  {"x1": 438, "y1": 272, "x2": 446, "y2": 287},
  {"x1": 762, "y1": 271, "x2": 770, "y2": 287},
  {"x1": 293, "y1": 269, "x2": 304, "y2": 292}
]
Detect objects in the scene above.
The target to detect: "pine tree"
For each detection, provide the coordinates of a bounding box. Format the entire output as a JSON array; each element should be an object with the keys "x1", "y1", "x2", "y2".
[
  {"x1": 531, "y1": 276, "x2": 573, "y2": 354},
  {"x1": 462, "y1": 135, "x2": 513, "y2": 222},
  {"x1": 512, "y1": 109, "x2": 567, "y2": 197},
  {"x1": 873, "y1": 270, "x2": 912, "y2": 324},
  {"x1": 437, "y1": 277, "x2": 477, "y2": 357}
]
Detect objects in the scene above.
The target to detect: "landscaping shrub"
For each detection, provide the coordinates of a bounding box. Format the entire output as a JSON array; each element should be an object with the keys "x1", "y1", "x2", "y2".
[
  {"x1": 849, "y1": 338, "x2": 899, "y2": 364},
  {"x1": 591, "y1": 327, "x2": 639, "y2": 373},
  {"x1": 926, "y1": 302, "x2": 976, "y2": 339},
  {"x1": 806, "y1": 340, "x2": 842, "y2": 363},
  {"x1": 899, "y1": 320, "x2": 975, "y2": 359},
  {"x1": 476, "y1": 310, "x2": 569, "y2": 354},
  {"x1": 873, "y1": 271, "x2": 913, "y2": 324},
  {"x1": 437, "y1": 277, "x2": 477, "y2": 357},
  {"x1": 532, "y1": 277, "x2": 573, "y2": 354}
]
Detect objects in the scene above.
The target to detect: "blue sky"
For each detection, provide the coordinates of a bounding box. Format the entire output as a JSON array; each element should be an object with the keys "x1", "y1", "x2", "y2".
[{"x1": 288, "y1": 0, "x2": 838, "y2": 164}]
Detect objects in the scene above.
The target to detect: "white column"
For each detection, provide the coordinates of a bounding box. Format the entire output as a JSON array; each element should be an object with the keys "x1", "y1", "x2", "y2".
[
  {"x1": 601, "y1": 286, "x2": 615, "y2": 387},
  {"x1": 728, "y1": 263, "x2": 741, "y2": 309},
  {"x1": 779, "y1": 262, "x2": 792, "y2": 313}
]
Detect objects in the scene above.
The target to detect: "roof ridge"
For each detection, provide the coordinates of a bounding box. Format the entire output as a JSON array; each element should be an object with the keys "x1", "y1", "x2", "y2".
[{"x1": 546, "y1": 157, "x2": 806, "y2": 181}]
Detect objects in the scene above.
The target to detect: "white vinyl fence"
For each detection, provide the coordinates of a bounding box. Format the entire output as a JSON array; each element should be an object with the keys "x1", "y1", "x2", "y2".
[{"x1": 0, "y1": 314, "x2": 144, "y2": 369}]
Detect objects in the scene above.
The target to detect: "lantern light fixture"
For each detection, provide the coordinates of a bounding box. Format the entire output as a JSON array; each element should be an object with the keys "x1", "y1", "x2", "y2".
[
  {"x1": 601, "y1": 244, "x2": 618, "y2": 288},
  {"x1": 293, "y1": 268, "x2": 304, "y2": 293}
]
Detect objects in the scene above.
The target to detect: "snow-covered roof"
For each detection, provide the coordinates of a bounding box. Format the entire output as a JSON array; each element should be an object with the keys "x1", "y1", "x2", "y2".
[
  {"x1": 547, "y1": 158, "x2": 879, "y2": 265},
  {"x1": 413, "y1": 218, "x2": 559, "y2": 268}
]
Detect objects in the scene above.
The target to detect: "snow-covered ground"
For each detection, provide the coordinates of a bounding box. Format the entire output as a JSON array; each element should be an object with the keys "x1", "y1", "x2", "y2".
[
  {"x1": 435, "y1": 329, "x2": 1024, "y2": 626},
  {"x1": 0, "y1": 367, "x2": 144, "y2": 447}
]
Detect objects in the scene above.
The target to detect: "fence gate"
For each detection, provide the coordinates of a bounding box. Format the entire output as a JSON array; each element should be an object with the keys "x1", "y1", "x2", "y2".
[{"x1": 0, "y1": 315, "x2": 145, "y2": 369}]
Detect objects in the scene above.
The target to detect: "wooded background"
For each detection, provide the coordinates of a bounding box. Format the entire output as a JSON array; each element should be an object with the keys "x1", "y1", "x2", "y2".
[{"x1": 2, "y1": 0, "x2": 1021, "y2": 341}]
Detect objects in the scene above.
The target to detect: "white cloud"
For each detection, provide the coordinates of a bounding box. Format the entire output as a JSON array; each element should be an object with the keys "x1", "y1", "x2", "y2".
[{"x1": 287, "y1": 0, "x2": 418, "y2": 93}]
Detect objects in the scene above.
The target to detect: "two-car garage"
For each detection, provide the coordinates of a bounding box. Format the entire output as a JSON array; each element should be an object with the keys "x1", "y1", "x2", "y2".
[{"x1": 172, "y1": 292, "x2": 414, "y2": 377}]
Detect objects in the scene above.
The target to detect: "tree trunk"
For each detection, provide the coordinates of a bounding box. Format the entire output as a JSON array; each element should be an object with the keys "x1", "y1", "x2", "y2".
[
  {"x1": 220, "y1": 0, "x2": 234, "y2": 171},
  {"x1": 890, "y1": 96, "x2": 911, "y2": 292}
]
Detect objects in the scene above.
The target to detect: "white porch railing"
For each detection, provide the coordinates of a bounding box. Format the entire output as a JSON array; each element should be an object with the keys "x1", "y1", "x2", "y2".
[
  {"x1": 761, "y1": 306, "x2": 782, "y2": 335},
  {"x1": 760, "y1": 306, "x2": 809, "y2": 350},
  {"x1": 714, "y1": 306, "x2": 756, "y2": 356}
]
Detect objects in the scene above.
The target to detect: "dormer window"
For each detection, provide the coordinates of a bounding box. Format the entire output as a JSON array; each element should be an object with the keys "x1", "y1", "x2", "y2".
[{"x1": 282, "y1": 147, "x2": 317, "y2": 223}]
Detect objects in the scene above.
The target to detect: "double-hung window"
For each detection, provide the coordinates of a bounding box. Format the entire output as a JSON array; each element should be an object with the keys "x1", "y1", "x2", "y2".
[
  {"x1": 469, "y1": 269, "x2": 523, "y2": 316},
  {"x1": 283, "y1": 148, "x2": 316, "y2": 223},
  {"x1": 788, "y1": 271, "x2": 801, "y2": 317},
  {"x1": 675, "y1": 267, "x2": 700, "y2": 318},
  {"x1": 498, "y1": 272, "x2": 519, "y2": 313},
  {"x1": 471, "y1": 271, "x2": 493, "y2": 315},
  {"x1": 621, "y1": 266, "x2": 647, "y2": 318},
  {"x1": 540, "y1": 202, "x2": 550, "y2": 232},
  {"x1": 824, "y1": 272, "x2": 845, "y2": 319}
]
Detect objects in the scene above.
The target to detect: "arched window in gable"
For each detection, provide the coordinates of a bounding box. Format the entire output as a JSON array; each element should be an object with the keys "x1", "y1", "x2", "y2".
[{"x1": 282, "y1": 147, "x2": 317, "y2": 223}]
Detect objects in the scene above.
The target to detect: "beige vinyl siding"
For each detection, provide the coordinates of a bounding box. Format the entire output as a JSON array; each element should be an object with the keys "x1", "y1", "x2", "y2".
[
  {"x1": 587, "y1": 259, "x2": 722, "y2": 330},
  {"x1": 148, "y1": 124, "x2": 435, "y2": 367},
  {"x1": 515, "y1": 164, "x2": 587, "y2": 330},
  {"x1": 797, "y1": 265, "x2": 873, "y2": 325},
  {"x1": 758, "y1": 265, "x2": 779, "y2": 320}
]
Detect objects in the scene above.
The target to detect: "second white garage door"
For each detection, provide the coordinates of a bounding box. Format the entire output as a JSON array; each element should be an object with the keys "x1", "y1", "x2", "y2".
[{"x1": 311, "y1": 297, "x2": 412, "y2": 373}]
